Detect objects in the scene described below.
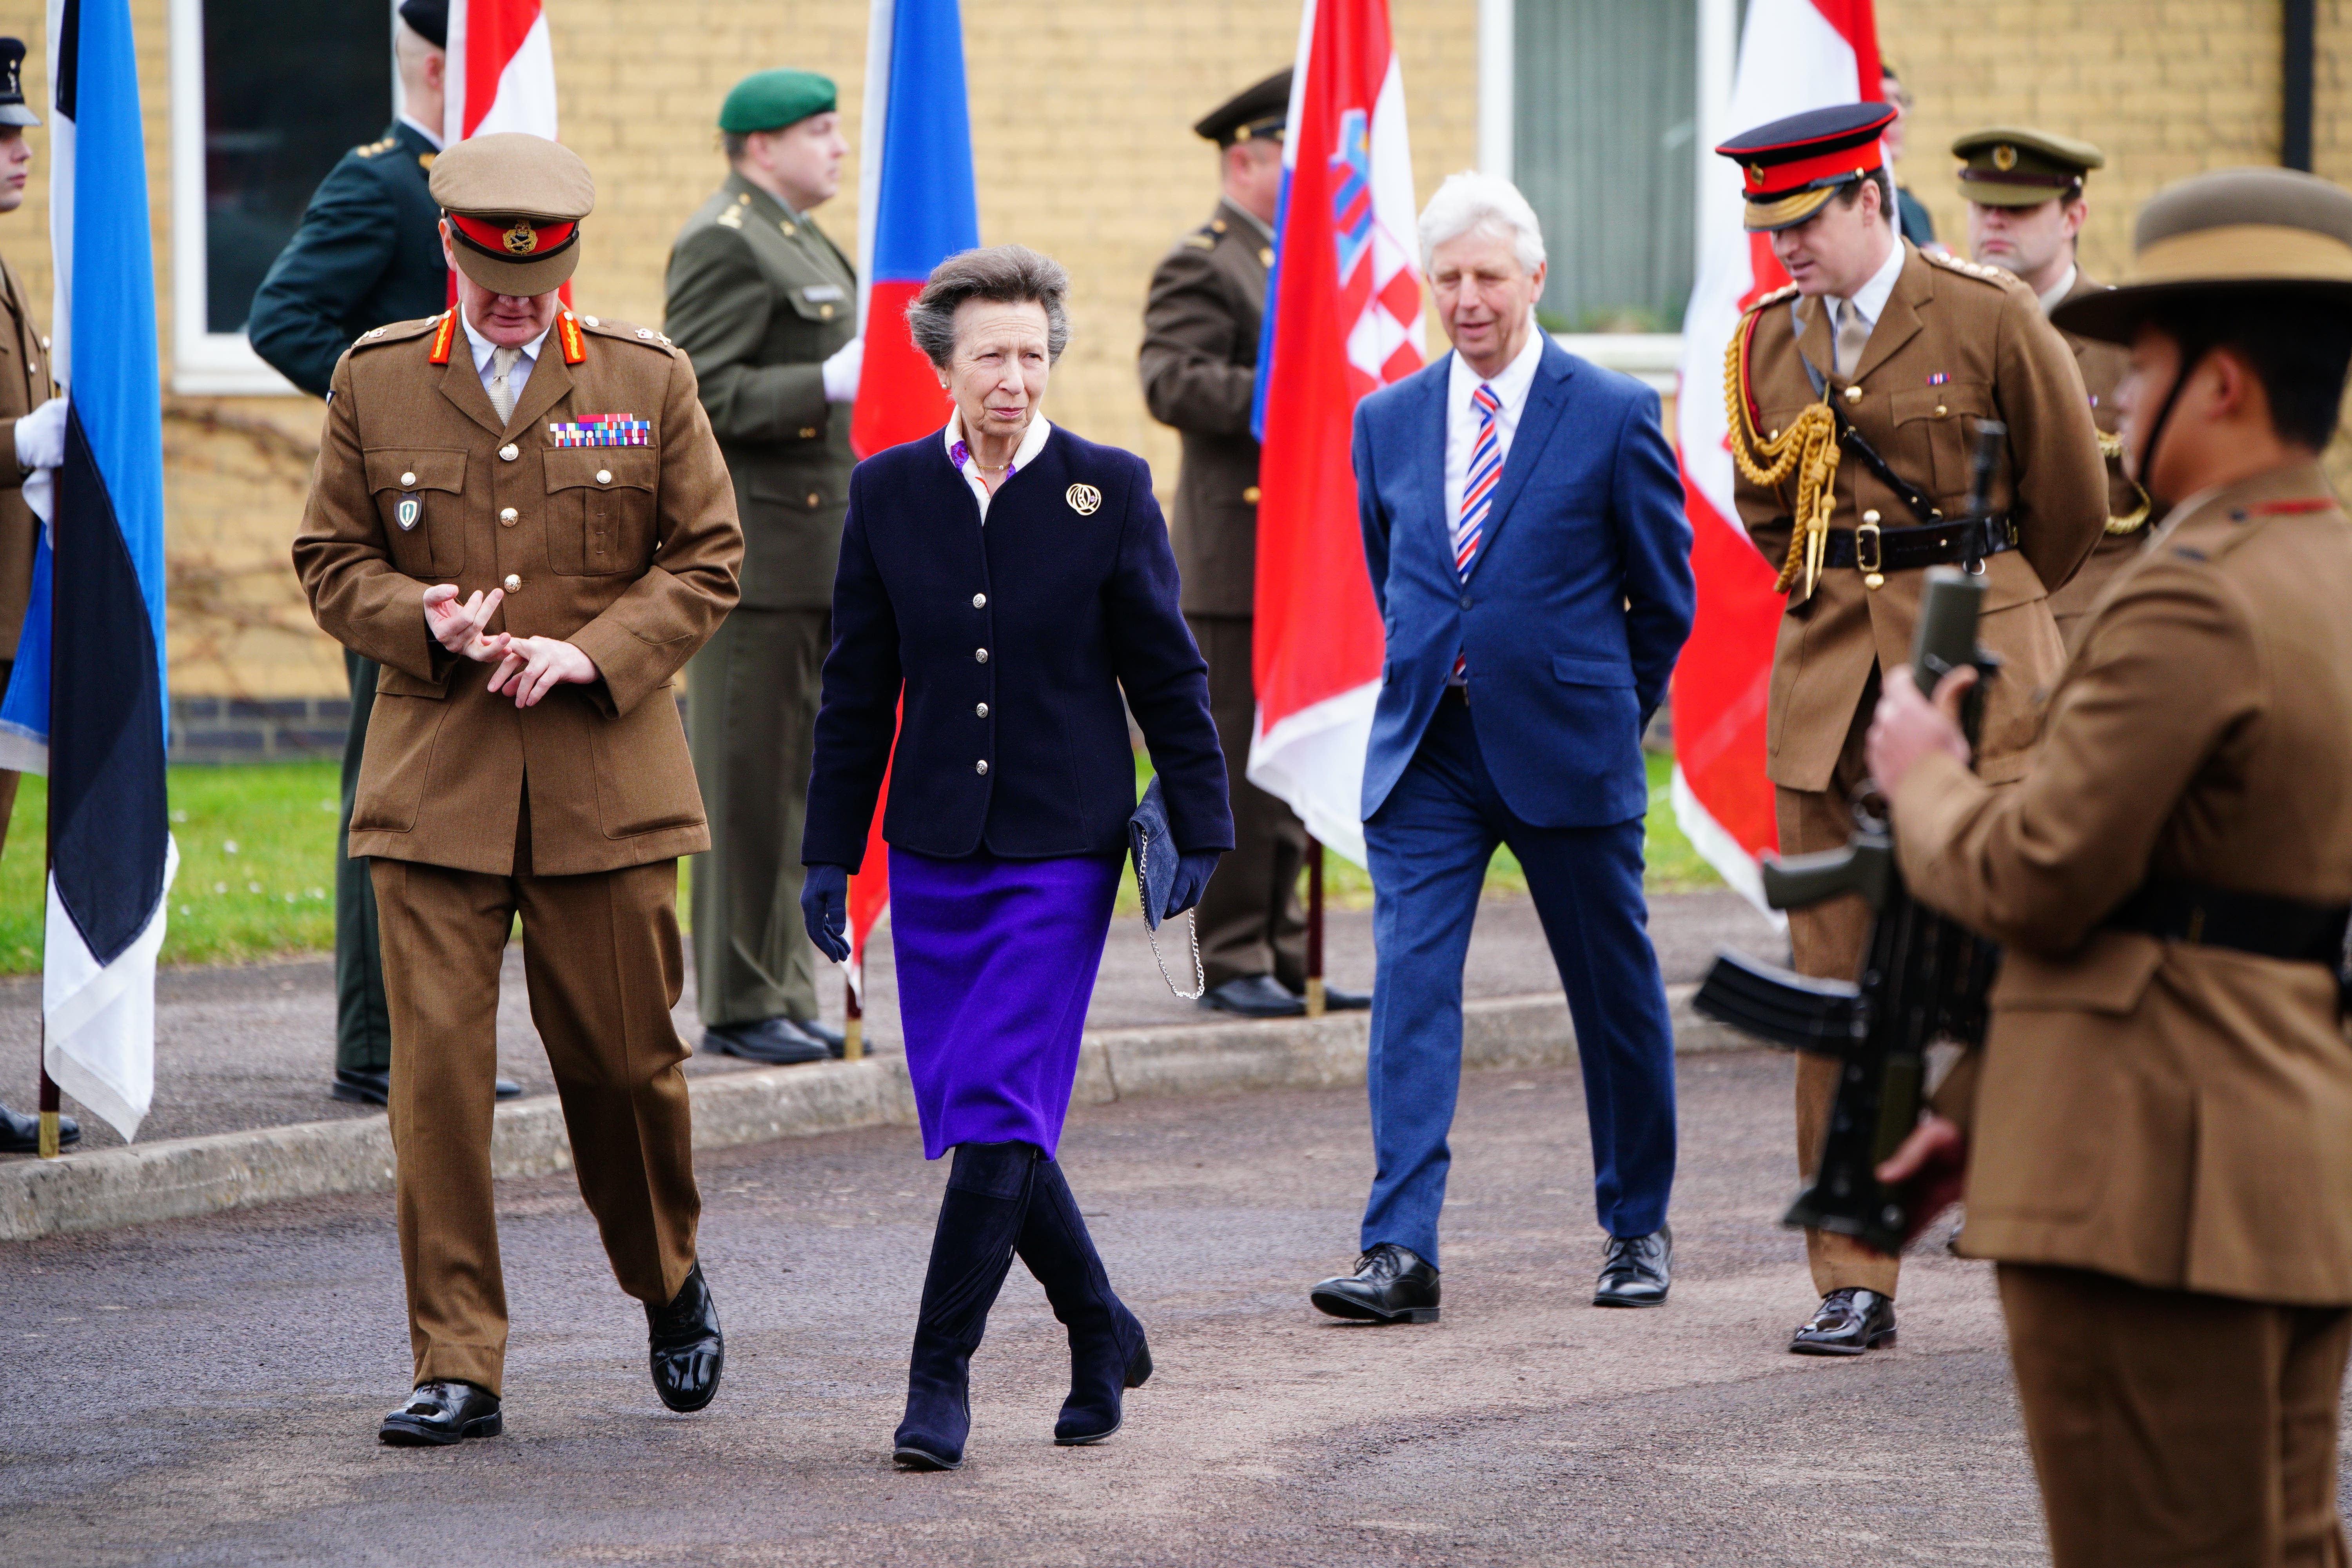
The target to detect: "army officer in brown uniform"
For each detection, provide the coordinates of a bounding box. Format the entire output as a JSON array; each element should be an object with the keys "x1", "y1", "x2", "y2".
[
  {"x1": 293, "y1": 134, "x2": 742, "y2": 1445},
  {"x1": 1713, "y1": 104, "x2": 2107, "y2": 1355},
  {"x1": 1872, "y1": 167, "x2": 2352, "y2": 1568},
  {"x1": 1141, "y1": 70, "x2": 1366, "y2": 1018},
  {"x1": 1957, "y1": 127, "x2": 2154, "y2": 651}
]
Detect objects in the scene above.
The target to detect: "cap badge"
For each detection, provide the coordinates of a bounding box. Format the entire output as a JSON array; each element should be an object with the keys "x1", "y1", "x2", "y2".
[
  {"x1": 1066, "y1": 483, "x2": 1102, "y2": 516},
  {"x1": 1993, "y1": 143, "x2": 2018, "y2": 172},
  {"x1": 1748, "y1": 162, "x2": 1765, "y2": 184},
  {"x1": 503, "y1": 221, "x2": 538, "y2": 255}
]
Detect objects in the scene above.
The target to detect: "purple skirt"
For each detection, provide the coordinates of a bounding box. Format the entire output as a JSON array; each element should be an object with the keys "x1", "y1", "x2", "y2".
[{"x1": 889, "y1": 846, "x2": 1123, "y2": 1160}]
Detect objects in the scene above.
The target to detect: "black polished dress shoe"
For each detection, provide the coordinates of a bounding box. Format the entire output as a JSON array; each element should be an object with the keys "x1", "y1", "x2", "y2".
[
  {"x1": 647, "y1": 1262, "x2": 724, "y2": 1412},
  {"x1": 700, "y1": 1018, "x2": 829, "y2": 1066},
  {"x1": 1789, "y1": 1287, "x2": 1897, "y2": 1356},
  {"x1": 1309, "y1": 1241, "x2": 1441, "y2": 1323},
  {"x1": 1200, "y1": 974, "x2": 1307, "y2": 1019},
  {"x1": 1593, "y1": 1225, "x2": 1671, "y2": 1307},
  {"x1": 0, "y1": 1099, "x2": 77, "y2": 1152},
  {"x1": 794, "y1": 1016, "x2": 848, "y2": 1056},
  {"x1": 333, "y1": 1068, "x2": 522, "y2": 1105},
  {"x1": 1313, "y1": 982, "x2": 1372, "y2": 1011},
  {"x1": 379, "y1": 1379, "x2": 503, "y2": 1445}
]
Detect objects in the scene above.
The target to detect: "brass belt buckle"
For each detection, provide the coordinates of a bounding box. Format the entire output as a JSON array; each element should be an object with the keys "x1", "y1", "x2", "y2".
[{"x1": 1855, "y1": 519, "x2": 1884, "y2": 590}]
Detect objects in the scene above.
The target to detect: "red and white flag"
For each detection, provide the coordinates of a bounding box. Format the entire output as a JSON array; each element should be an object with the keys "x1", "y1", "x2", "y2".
[
  {"x1": 1249, "y1": 0, "x2": 1424, "y2": 865},
  {"x1": 1671, "y1": 0, "x2": 1880, "y2": 913},
  {"x1": 443, "y1": 0, "x2": 558, "y2": 144}
]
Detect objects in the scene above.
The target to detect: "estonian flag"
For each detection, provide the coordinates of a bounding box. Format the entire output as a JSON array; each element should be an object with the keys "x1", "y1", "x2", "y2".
[{"x1": 0, "y1": 0, "x2": 176, "y2": 1141}]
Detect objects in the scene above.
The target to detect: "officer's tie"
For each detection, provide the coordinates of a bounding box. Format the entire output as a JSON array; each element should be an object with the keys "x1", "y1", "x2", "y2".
[
  {"x1": 1834, "y1": 297, "x2": 1870, "y2": 379},
  {"x1": 1450, "y1": 381, "x2": 1501, "y2": 680},
  {"x1": 489, "y1": 345, "x2": 521, "y2": 424}
]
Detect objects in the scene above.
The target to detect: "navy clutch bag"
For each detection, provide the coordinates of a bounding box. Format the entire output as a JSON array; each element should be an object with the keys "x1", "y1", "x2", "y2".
[{"x1": 1128, "y1": 776, "x2": 1203, "y2": 997}]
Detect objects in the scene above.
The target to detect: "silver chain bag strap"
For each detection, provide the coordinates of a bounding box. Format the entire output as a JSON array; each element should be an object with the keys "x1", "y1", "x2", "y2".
[{"x1": 1133, "y1": 824, "x2": 1205, "y2": 1000}]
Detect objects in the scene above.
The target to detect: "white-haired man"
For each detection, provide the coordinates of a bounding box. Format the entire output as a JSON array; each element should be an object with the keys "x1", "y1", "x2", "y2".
[{"x1": 1308, "y1": 172, "x2": 1695, "y2": 1324}]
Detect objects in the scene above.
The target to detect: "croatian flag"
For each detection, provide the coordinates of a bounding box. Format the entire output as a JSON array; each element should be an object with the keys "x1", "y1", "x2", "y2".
[
  {"x1": 846, "y1": 0, "x2": 981, "y2": 976},
  {"x1": 1249, "y1": 0, "x2": 1423, "y2": 864},
  {"x1": 443, "y1": 0, "x2": 557, "y2": 144},
  {"x1": 1671, "y1": 0, "x2": 1880, "y2": 914},
  {"x1": 0, "y1": 0, "x2": 179, "y2": 1141}
]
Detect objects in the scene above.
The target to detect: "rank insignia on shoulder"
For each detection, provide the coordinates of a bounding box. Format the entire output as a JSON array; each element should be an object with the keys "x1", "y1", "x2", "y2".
[
  {"x1": 550, "y1": 415, "x2": 650, "y2": 448},
  {"x1": 557, "y1": 310, "x2": 586, "y2": 364},
  {"x1": 1185, "y1": 234, "x2": 1215, "y2": 250},
  {"x1": 715, "y1": 206, "x2": 743, "y2": 229},
  {"x1": 428, "y1": 312, "x2": 457, "y2": 365},
  {"x1": 802, "y1": 284, "x2": 845, "y2": 303}
]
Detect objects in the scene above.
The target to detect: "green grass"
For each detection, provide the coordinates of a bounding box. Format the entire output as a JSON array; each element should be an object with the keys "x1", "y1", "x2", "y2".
[{"x1": 0, "y1": 750, "x2": 1718, "y2": 976}]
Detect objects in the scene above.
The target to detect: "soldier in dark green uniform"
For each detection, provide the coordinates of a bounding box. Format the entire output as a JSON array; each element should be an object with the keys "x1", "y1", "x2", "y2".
[
  {"x1": 248, "y1": 0, "x2": 515, "y2": 1106},
  {"x1": 1141, "y1": 71, "x2": 1368, "y2": 1019},
  {"x1": 663, "y1": 69, "x2": 860, "y2": 1063}
]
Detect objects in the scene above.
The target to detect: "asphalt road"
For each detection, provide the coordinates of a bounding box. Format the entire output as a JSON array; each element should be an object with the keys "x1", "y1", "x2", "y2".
[{"x1": 0, "y1": 1045, "x2": 2067, "y2": 1566}]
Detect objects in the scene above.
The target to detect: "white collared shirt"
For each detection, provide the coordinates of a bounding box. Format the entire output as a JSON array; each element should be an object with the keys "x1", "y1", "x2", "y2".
[
  {"x1": 1443, "y1": 319, "x2": 1547, "y2": 529},
  {"x1": 459, "y1": 310, "x2": 550, "y2": 413},
  {"x1": 1829, "y1": 233, "x2": 1909, "y2": 340},
  {"x1": 2036, "y1": 262, "x2": 2080, "y2": 318},
  {"x1": 944, "y1": 407, "x2": 1054, "y2": 522},
  {"x1": 397, "y1": 112, "x2": 445, "y2": 151}
]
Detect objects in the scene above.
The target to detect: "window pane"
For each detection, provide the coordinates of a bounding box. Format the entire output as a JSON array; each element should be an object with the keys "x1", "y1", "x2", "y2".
[
  {"x1": 1514, "y1": 0, "x2": 1698, "y2": 332},
  {"x1": 203, "y1": 0, "x2": 390, "y2": 334}
]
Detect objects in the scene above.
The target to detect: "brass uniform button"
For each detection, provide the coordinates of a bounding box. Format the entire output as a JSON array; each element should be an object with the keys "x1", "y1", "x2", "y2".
[
  {"x1": 1843, "y1": 385, "x2": 1863, "y2": 403},
  {"x1": 1862, "y1": 510, "x2": 1881, "y2": 524},
  {"x1": 499, "y1": 444, "x2": 519, "y2": 461},
  {"x1": 975, "y1": 702, "x2": 989, "y2": 718},
  {"x1": 1242, "y1": 485, "x2": 1261, "y2": 504},
  {"x1": 807, "y1": 492, "x2": 821, "y2": 506},
  {"x1": 781, "y1": 221, "x2": 797, "y2": 236},
  {"x1": 1259, "y1": 246, "x2": 1274, "y2": 267},
  {"x1": 1865, "y1": 572, "x2": 1885, "y2": 590},
  {"x1": 583, "y1": 315, "x2": 600, "y2": 327},
  {"x1": 820, "y1": 303, "x2": 834, "y2": 319},
  {"x1": 975, "y1": 648, "x2": 989, "y2": 664},
  {"x1": 972, "y1": 593, "x2": 987, "y2": 608},
  {"x1": 1767, "y1": 429, "x2": 1779, "y2": 441},
  {"x1": 799, "y1": 427, "x2": 817, "y2": 439},
  {"x1": 596, "y1": 469, "x2": 612, "y2": 485},
  {"x1": 399, "y1": 470, "x2": 417, "y2": 486},
  {"x1": 503, "y1": 573, "x2": 522, "y2": 592},
  {"x1": 1935, "y1": 404, "x2": 1948, "y2": 417},
  {"x1": 975, "y1": 759, "x2": 989, "y2": 775},
  {"x1": 499, "y1": 507, "x2": 518, "y2": 527}
]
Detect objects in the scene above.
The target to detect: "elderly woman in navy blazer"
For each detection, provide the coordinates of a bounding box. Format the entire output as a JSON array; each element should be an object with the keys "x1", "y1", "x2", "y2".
[{"x1": 800, "y1": 245, "x2": 1231, "y2": 1471}]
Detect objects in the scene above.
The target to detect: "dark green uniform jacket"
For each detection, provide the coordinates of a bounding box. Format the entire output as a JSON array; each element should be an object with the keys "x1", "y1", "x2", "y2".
[
  {"x1": 249, "y1": 120, "x2": 448, "y2": 398},
  {"x1": 1141, "y1": 199, "x2": 1270, "y2": 619},
  {"x1": 662, "y1": 172, "x2": 857, "y2": 610}
]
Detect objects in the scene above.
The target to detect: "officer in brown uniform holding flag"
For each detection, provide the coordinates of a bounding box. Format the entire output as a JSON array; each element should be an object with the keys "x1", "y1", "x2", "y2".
[
  {"x1": 293, "y1": 133, "x2": 742, "y2": 1445},
  {"x1": 1871, "y1": 166, "x2": 2352, "y2": 1568},
  {"x1": 1713, "y1": 103, "x2": 2107, "y2": 1356},
  {"x1": 1141, "y1": 69, "x2": 1367, "y2": 1018},
  {"x1": 1955, "y1": 126, "x2": 2154, "y2": 650}
]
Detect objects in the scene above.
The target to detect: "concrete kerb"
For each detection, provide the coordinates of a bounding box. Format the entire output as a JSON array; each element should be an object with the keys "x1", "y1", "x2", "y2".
[{"x1": 0, "y1": 983, "x2": 1748, "y2": 1243}]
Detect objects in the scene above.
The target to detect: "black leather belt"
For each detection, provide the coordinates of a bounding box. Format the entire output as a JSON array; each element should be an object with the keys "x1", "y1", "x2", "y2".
[
  {"x1": 2103, "y1": 878, "x2": 2352, "y2": 966},
  {"x1": 1820, "y1": 515, "x2": 2017, "y2": 573}
]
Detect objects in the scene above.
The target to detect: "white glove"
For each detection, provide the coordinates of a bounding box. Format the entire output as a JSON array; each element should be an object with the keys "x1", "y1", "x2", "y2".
[
  {"x1": 15, "y1": 395, "x2": 65, "y2": 471},
  {"x1": 821, "y1": 336, "x2": 863, "y2": 404}
]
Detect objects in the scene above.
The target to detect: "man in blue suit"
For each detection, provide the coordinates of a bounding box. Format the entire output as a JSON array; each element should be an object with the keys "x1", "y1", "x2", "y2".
[{"x1": 1309, "y1": 173, "x2": 1695, "y2": 1323}]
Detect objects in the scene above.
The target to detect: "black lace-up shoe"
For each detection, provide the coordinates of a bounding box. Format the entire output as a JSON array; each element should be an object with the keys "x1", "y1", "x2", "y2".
[
  {"x1": 379, "y1": 1379, "x2": 503, "y2": 1446},
  {"x1": 1309, "y1": 1242, "x2": 1441, "y2": 1323},
  {"x1": 1593, "y1": 1225, "x2": 1671, "y2": 1307},
  {"x1": 1789, "y1": 1287, "x2": 1897, "y2": 1355},
  {"x1": 647, "y1": 1262, "x2": 724, "y2": 1411}
]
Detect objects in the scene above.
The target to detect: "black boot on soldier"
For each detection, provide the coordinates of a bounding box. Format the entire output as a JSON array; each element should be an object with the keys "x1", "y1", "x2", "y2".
[
  {"x1": 895, "y1": 1141, "x2": 1037, "y2": 1470},
  {"x1": 1017, "y1": 1156, "x2": 1152, "y2": 1445}
]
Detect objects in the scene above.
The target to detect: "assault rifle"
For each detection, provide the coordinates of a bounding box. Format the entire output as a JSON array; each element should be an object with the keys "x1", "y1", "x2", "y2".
[{"x1": 1694, "y1": 423, "x2": 2009, "y2": 1254}]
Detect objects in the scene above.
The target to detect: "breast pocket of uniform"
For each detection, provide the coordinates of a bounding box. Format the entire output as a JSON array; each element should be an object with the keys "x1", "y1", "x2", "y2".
[
  {"x1": 1890, "y1": 384, "x2": 1996, "y2": 506},
  {"x1": 543, "y1": 446, "x2": 658, "y2": 575},
  {"x1": 362, "y1": 448, "x2": 467, "y2": 575}
]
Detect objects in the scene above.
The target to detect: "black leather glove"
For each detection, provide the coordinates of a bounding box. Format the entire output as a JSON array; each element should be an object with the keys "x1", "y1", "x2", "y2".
[
  {"x1": 801, "y1": 863, "x2": 851, "y2": 963},
  {"x1": 1165, "y1": 849, "x2": 1223, "y2": 917}
]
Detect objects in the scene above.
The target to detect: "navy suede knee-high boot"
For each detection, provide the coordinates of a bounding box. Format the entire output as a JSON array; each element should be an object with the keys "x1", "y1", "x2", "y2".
[
  {"x1": 894, "y1": 1141, "x2": 1037, "y2": 1470},
  {"x1": 1016, "y1": 1156, "x2": 1152, "y2": 1445}
]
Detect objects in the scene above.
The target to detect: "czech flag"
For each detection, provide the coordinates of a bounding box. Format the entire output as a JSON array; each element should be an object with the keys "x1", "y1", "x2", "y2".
[
  {"x1": 0, "y1": 0, "x2": 179, "y2": 1142},
  {"x1": 1249, "y1": 0, "x2": 1424, "y2": 865},
  {"x1": 845, "y1": 0, "x2": 981, "y2": 978},
  {"x1": 1671, "y1": 0, "x2": 1880, "y2": 916}
]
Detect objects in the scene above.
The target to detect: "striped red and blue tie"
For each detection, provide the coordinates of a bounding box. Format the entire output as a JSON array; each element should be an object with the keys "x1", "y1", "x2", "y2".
[{"x1": 1451, "y1": 382, "x2": 1501, "y2": 681}]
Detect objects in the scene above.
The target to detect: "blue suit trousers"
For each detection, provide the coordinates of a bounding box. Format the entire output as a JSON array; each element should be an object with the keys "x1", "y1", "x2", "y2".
[{"x1": 1360, "y1": 696, "x2": 1677, "y2": 1266}]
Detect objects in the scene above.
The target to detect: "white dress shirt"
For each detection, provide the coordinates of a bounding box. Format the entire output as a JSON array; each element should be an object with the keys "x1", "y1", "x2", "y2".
[
  {"x1": 459, "y1": 311, "x2": 550, "y2": 413},
  {"x1": 944, "y1": 407, "x2": 1054, "y2": 522},
  {"x1": 398, "y1": 112, "x2": 445, "y2": 151},
  {"x1": 2036, "y1": 261, "x2": 2080, "y2": 318},
  {"x1": 1827, "y1": 234, "x2": 1909, "y2": 347},
  {"x1": 1442, "y1": 319, "x2": 1547, "y2": 530}
]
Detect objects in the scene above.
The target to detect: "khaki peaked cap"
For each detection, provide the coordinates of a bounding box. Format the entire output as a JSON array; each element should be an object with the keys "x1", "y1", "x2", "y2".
[
  {"x1": 2053, "y1": 167, "x2": 2352, "y2": 343},
  {"x1": 1951, "y1": 126, "x2": 2105, "y2": 207},
  {"x1": 429, "y1": 133, "x2": 597, "y2": 296}
]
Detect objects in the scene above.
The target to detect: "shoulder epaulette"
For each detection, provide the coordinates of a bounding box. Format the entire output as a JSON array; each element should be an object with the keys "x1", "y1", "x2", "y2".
[
  {"x1": 352, "y1": 136, "x2": 399, "y2": 160},
  {"x1": 1740, "y1": 282, "x2": 1799, "y2": 318},
  {"x1": 351, "y1": 314, "x2": 446, "y2": 354},
  {"x1": 578, "y1": 315, "x2": 678, "y2": 357},
  {"x1": 715, "y1": 204, "x2": 744, "y2": 230},
  {"x1": 1184, "y1": 232, "x2": 1216, "y2": 250},
  {"x1": 1924, "y1": 250, "x2": 2015, "y2": 289}
]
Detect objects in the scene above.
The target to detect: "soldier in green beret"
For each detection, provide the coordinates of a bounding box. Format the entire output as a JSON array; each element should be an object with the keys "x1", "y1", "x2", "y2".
[{"x1": 664, "y1": 69, "x2": 860, "y2": 1064}]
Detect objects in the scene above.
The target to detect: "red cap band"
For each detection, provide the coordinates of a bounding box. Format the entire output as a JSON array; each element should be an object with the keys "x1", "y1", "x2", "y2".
[
  {"x1": 1740, "y1": 138, "x2": 1886, "y2": 200},
  {"x1": 447, "y1": 211, "x2": 579, "y2": 260}
]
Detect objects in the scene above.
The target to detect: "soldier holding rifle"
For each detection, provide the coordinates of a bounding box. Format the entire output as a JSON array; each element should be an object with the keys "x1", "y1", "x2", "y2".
[
  {"x1": 1870, "y1": 167, "x2": 2352, "y2": 1567},
  {"x1": 1714, "y1": 103, "x2": 2108, "y2": 1355}
]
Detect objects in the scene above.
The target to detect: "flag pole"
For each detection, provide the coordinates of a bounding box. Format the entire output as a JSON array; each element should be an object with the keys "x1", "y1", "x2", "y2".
[
  {"x1": 843, "y1": 967, "x2": 863, "y2": 1061},
  {"x1": 37, "y1": 791, "x2": 57, "y2": 1158},
  {"x1": 1304, "y1": 836, "x2": 1325, "y2": 1017}
]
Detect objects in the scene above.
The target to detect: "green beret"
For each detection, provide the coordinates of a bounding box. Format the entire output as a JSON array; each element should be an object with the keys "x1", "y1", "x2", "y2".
[{"x1": 719, "y1": 69, "x2": 837, "y2": 134}]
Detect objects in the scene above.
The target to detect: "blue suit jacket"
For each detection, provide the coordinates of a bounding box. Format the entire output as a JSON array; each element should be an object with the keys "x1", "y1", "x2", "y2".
[
  {"x1": 803, "y1": 424, "x2": 1233, "y2": 869},
  {"x1": 1354, "y1": 337, "x2": 1695, "y2": 827}
]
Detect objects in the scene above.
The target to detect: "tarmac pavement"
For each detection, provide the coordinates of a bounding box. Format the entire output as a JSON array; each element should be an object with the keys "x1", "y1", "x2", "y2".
[{"x1": 0, "y1": 1044, "x2": 2063, "y2": 1566}]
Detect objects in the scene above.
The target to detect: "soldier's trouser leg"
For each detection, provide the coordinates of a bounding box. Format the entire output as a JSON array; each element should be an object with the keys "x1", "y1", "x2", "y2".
[
  {"x1": 1186, "y1": 614, "x2": 1309, "y2": 992},
  {"x1": 2000, "y1": 1263, "x2": 2352, "y2": 1568},
  {"x1": 335, "y1": 649, "x2": 391, "y2": 1075},
  {"x1": 374, "y1": 854, "x2": 700, "y2": 1396},
  {"x1": 689, "y1": 607, "x2": 827, "y2": 1028},
  {"x1": 1775, "y1": 680, "x2": 1898, "y2": 1299}
]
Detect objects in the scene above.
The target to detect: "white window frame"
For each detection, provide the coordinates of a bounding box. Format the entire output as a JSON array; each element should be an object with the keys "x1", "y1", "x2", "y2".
[{"x1": 1477, "y1": 0, "x2": 1740, "y2": 394}]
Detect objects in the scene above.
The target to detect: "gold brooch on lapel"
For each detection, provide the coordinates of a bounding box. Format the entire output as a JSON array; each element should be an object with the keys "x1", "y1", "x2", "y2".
[{"x1": 1066, "y1": 483, "x2": 1102, "y2": 516}]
